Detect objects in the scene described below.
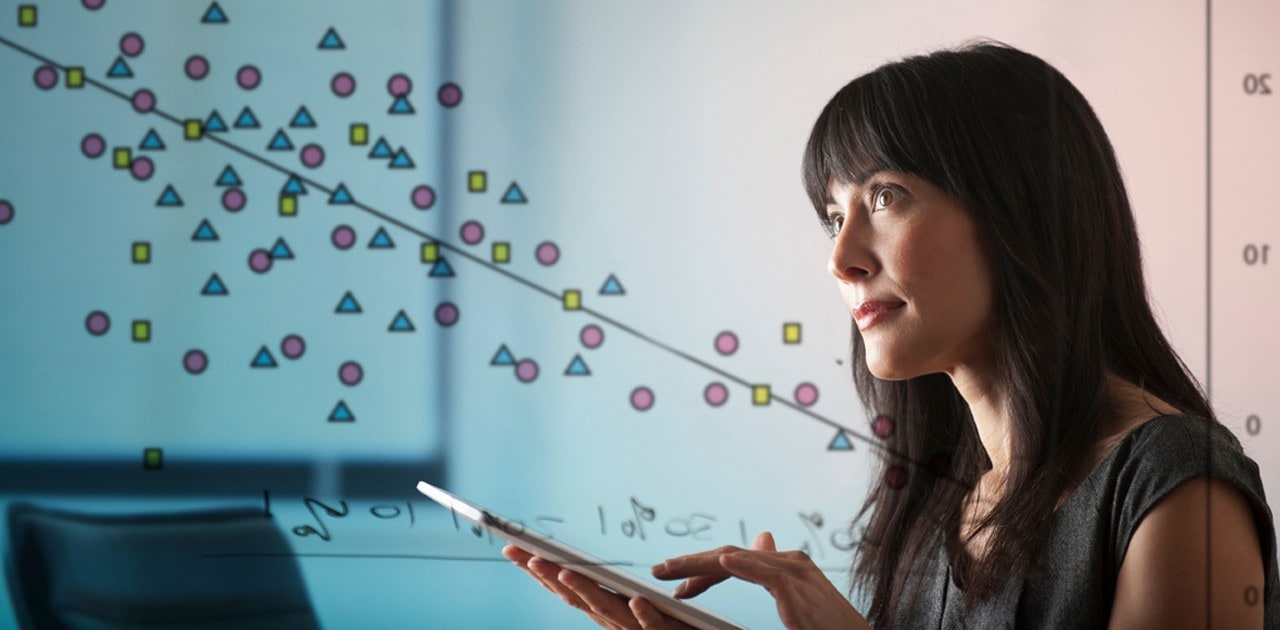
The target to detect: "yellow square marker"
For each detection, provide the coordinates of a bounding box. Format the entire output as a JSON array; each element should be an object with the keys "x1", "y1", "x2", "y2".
[
  {"x1": 132, "y1": 241, "x2": 151, "y2": 263},
  {"x1": 184, "y1": 119, "x2": 203, "y2": 140},
  {"x1": 278, "y1": 195, "x2": 297, "y2": 216},
  {"x1": 421, "y1": 242, "x2": 439, "y2": 263},
  {"x1": 492, "y1": 242, "x2": 510, "y2": 264},
  {"x1": 66, "y1": 67, "x2": 84, "y2": 88},
  {"x1": 562, "y1": 289, "x2": 582, "y2": 311},
  {"x1": 132, "y1": 320, "x2": 151, "y2": 342},
  {"x1": 783, "y1": 322, "x2": 801, "y2": 344},
  {"x1": 468, "y1": 170, "x2": 487, "y2": 193},
  {"x1": 143, "y1": 447, "x2": 162, "y2": 470},
  {"x1": 113, "y1": 147, "x2": 131, "y2": 169},
  {"x1": 752, "y1": 385, "x2": 771, "y2": 406},
  {"x1": 350, "y1": 123, "x2": 368, "y2": 145},
  {"x1": 18, "y1": 5, "x2": 36, "y2": 27}
]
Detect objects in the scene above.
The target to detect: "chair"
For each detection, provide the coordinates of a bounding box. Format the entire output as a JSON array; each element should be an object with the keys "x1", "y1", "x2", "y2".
[{"x1": 6, "y1": 503, "x2": 319, "y2": 629}]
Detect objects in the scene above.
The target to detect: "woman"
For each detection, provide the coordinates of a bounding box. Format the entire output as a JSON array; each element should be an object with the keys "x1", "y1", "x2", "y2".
[{"x1": 504, "y1": 42, "x2": 1279, "y2": 628}]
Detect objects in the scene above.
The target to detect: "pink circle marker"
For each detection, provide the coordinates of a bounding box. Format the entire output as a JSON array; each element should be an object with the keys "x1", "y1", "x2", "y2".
[
  {"x1": 34, "y1": 66, "x2": 57, "y2": 90},
  {"x1": 438, "y1": 82, "x2": 462, "y2": 107},
  {"x1": 714, "y1": 331, "x2": 739, "y2": 356},
  {"x1": 221, "y1": 188, "x2": 246, "y2": 212},
  {"x1": 120, "y1": 33, "x2": 144, "y2": 57},
  {"x1": 388, "y1": 73, "x2": 412, "y2": 96},
  {"x1": 435, "y1": 302, "x2": 459, "y2": 327},
  {"x1": 339, "y1": 361, "x2": 363, "y2": 386},
  {"x1": 872, "y1": 414, "x2": 895, "y2": 439},
  {"x1": 630, "y1": 386, "x2": 655, "y2": 411},
  {"x1": 85, "y1": 310, "x2": 111, "y2": 336},
  {"x1": 300, "y1": 143, "x2": 325, "y2": 168},
  {"x1": 459, "y1": 221, "x2": 484, "y2": 245},
  {"x1": 886, "y1": 465, "x2": 908, "y2": 489},
  {"x1": 83, "y1": 0, "x2": 105, "y2": 9},
  {"x1": 331, "y1": 72, "x2": 355, "y2": 97},
  {"x1": 580, "y1": 324, "x2": 604, "y2": 349},
  {"x1": 81, "y1": 133, "x2": 105, "y2": 158},
  {"x1": 185, "y1": 55, "x2": 209, "y2": 80},
  {"x1": 535, "y1": 241, "x2": 560, "y2": 266},
  {"x1": 280, "y1": 334, "x2": 305, "y2": 359},
  {"x1": 704, "y1": 382, "x2": 728, "y2": 407},
  {"x1": 515, "y1": 359, "x2": 539, "y2": 383},
  {"x1": 248, "y1": 248, "x2": 272, "y2": 273},
  {"x1": 131, "y1": 89, "x2": 156, "y2": 113},
  {"x1": 237, "y1": 65, "x2": 261, "y2": 90},
  {"x1": 130, "y1": 156, "x2": 154, "y2": 181},
  {"x1": 184, "y1": 349, "x2": 208, "y2": 374},
  {"x1": 0, "y1": 200, "x2": 13, "y2": 225},
  {"x1": 794, "y1": 382, "x2": 819, "y2": 407},
  {"x1": 411, "y1": 185, "x2": 435, "y2": 209},
  {"x1": 331, "y1": 225, "x2": 355, "y2": 250}
]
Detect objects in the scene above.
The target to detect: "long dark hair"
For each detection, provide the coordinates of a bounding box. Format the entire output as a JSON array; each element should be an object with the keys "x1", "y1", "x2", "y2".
[{"x1": 801, "y1": 41, "x2": 1214, "y2": 625}]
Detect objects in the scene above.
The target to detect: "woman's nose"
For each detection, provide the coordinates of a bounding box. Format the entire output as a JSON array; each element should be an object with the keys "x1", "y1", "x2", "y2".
[{"x1": 828, "y1": 232, "x2": 874, "y2": 283}]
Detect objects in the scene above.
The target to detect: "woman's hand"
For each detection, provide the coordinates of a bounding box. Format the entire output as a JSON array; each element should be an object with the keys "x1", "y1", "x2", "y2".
[
  {"x1": 502, "y1": 544, "x2": 691, "y2": 629},
  {"x1": 655, "y1": 531, "x2": 870, "y2": 630},
  {"x1": 504, "y1": 531, "x2": 871, "y2": 630}
]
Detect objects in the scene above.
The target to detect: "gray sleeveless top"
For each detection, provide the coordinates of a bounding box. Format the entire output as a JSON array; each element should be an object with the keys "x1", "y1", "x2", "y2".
[{"x1": 891, "y1": 414, "x2": 1280, "y2": 628}]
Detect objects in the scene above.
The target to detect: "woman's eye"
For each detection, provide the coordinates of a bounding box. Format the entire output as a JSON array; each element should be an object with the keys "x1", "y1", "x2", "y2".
[
  {"x1": 873, "y1": 187, "x2": 896, "y2": 210},
  {"x1": 827, "y1": 215, "x2": 845, "y2": 237}
]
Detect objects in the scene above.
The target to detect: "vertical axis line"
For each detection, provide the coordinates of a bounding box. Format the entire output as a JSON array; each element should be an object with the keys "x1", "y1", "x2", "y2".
[{"x1": 1204, "y1": 0, "x2": 1214, "y2": 626}]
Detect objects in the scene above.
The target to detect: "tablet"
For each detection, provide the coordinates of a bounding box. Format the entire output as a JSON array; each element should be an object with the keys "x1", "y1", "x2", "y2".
[{"x1": 415, "y1": 481, "x2": 745, "y2": 630}]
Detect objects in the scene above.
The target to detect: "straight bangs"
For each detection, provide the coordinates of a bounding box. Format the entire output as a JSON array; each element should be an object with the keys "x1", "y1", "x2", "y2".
[{"x1": 801, "y1": 70, "x2": 938, "y2": 225}]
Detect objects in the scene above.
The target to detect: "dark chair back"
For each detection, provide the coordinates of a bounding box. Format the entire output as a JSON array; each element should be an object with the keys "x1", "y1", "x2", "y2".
[{"x1": 6, "y1": 503, "x2": 319, "y2": 629}]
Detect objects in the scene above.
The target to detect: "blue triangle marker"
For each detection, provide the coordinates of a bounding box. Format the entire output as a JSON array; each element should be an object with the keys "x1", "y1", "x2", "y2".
[
  {"x1": 335, "y1": 291, "x2": 362, "y2": 313},
  {"x1": 216, "y1": 165, "x2": 242, "y2": 186},
  {"x1": 290, "y1": 106, "x2": 316, "y2": 128},
  {"x1": 491, "y1": 345, "x2": 515, "y2": 366},
  {"x1": 202, "y1": 2, "x2": 228, "y2": 23},
  {"x1": 329, "y1": 183, "x2": 353, "y2": 205},
  {"x1": 368, "y1": 227, "x2": 394, "y2": 249},
  {"x1": 828, "y1": 431, "x2": 853, "y2": 451},
  {"x1": 501, "y1": 182, "x2": 528, "y2": 204},
  {"x1": 388, "y1": 310, "x2": 415, "y2": 332},
  {"x1": 251, "y1": 345, "x2": 278, "y2": 368},
  {"x1": 201, "y1": 273, "x2": 228, "y2": 296},
  {"x1": 318, "y1": 27, "x2": 345, "y2": 50},
  {"x1": 139, "y1": 128, "x2": 165, "y2": 150},
  {"x1": 565, "y1": 354, "x2": 591, "y2": 376},
  {"x1": 192, "y1": 219, "x2": 218, "y2": 241},
  {"x1": 389, "y1": 96, "x2": 414, "y2": 114},
  {"x1": 281, "y1": 175, "x2": 307, "y2": 195},
  {"x1": 204, "y1": 110, "x2": 228, "y2": 132},
  {"x1": 234, "y1": 106, "x2": 260, "y2": 128},
  {"x1": 329, "y1": 400, "x2": 354, "y2": 422},
  {"x1": 157, "y1": 185, "x2": 183, "y2": 207},
  {"x1": 267, "y1": 129, "x2": 293, "y2": 151},
  {"x1": 270, "y1": 237, "x2": 293, "y2": 259},
  {"x1": 429, "y1": 257, "x2": 455, "y2": 278},
  {"x1": 389, "y1": 148, "x2": 414, "y2": 169},
  {"x1": 368, "y1": 137, "x2": 393, "y2": 159},
  {"x1": 599, "y1": 274, "x2": 625, "y2": 295},
  {"x1": 108, "y1": 56, "x2": 133, "y2": 78}
]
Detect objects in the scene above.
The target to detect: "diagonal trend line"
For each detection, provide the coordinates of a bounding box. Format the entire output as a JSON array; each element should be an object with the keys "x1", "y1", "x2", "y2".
[{"x1": 0, "y1": 34, "x2": 959, "y2": 485}]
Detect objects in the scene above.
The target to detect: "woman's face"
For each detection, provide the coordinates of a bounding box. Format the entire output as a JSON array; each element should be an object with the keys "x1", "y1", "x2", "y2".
[{"x1": 824, "y1": 171, "x2": 996, "y2": 381}]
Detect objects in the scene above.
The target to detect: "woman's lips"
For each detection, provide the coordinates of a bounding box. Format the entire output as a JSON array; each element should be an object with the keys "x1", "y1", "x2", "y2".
[{"x1": 853, "y1": 301, "x2": 905, "y2": 331}]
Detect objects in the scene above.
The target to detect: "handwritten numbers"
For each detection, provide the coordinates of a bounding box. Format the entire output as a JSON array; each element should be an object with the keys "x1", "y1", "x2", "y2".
[
  {"x1": 1243, "y1": 73, "x2": 1272, "y2": 96},
  {"x1": 1246, "y1": 414, "x2": 1261, "y2": 436},
  {"x1": 1243, "y1": 243, "x2": 1270, "y2": 266}
]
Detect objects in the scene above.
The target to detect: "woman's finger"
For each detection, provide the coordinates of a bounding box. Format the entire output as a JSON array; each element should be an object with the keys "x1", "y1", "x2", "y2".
[{"x1": 558, "y1": 568, "x2": 641, "y2": 630}]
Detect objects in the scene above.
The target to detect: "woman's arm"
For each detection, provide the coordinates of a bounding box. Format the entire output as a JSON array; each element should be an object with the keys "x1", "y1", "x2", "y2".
[{"x1": 1109, "y1": 477, "x2": 1266, "y2": 629}]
